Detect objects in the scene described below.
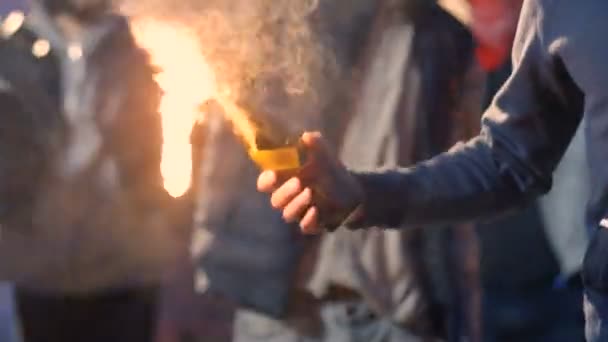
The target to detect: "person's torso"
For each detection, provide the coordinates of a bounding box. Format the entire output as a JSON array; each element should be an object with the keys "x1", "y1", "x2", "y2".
[
  {"x1": 311, "y1": 2, "x2": 476, "y2": 336},
  {"x1": 0, "y1": 10, "x2": 181, "y2": 293},
  {"x1": 191, "y1": 94, "x2": 314, "y2": 319}
]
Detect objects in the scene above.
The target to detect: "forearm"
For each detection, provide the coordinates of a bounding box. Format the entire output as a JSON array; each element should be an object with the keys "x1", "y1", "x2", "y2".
[
  {"x1": 345, "y1": 0, "x2": 586, "y2": 230},
  {"x1": 347, "y1": 134, "x2": 550, "y2": 229}
]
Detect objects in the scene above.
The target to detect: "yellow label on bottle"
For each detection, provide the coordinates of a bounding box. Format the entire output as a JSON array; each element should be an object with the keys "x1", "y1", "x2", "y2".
[{"x1": 248, "y1": 147, "x2": 301, "y2": 171}]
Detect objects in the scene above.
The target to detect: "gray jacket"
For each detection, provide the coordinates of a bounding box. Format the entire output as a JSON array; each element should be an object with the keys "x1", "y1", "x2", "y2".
[{"x1": 0, "y1": 7, "x2": 183, "y2": 293}]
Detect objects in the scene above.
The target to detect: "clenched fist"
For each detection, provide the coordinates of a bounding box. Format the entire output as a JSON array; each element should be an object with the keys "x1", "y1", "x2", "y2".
[{"x1": 257, "y1": 132, "x2": 364, "y2": 234}]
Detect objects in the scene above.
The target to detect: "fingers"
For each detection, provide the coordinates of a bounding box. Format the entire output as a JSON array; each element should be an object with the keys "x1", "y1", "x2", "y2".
[
  {"x1": 257, "y1": 170, "x2": 278, "y2": 193},
  {"x1": 270, "y1": 178, "x2": 303, "y2": 209},
  {"x1": 268, "y1": 179, "x2": 320, "y2": 234},
  {"x1": 259, "y1": 131, "x2": 335, "y2": 235},
  {"x1": 282, "y1": 188, "x2": 313, "y2": 223},
  {"x1": 300, "y1": 207, "x2": 321, "y2": 235},
  {"x1": 270, "y1": 181, "x2": 321, "y2": 235}
]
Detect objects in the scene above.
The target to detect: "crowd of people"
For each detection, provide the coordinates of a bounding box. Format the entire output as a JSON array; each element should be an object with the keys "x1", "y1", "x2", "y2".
[{"x1": 0, "y1": 0, "x2": 599, "y2": 341}]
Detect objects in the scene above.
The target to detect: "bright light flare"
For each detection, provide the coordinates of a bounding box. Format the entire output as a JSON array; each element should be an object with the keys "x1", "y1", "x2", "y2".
[{"x1": 131, "y1": 18, "x2": 216, "y2": 197}]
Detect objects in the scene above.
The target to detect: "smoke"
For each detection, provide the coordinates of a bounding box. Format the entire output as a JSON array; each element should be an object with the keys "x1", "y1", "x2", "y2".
[{"x1": 119, "y1": 0, "x2": 336, "y2": 120}]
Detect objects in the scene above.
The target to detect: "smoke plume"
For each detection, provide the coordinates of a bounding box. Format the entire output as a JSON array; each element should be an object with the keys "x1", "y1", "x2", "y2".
[{"x1": 119, "y1": 0, "x2": 335, "y2": 121}]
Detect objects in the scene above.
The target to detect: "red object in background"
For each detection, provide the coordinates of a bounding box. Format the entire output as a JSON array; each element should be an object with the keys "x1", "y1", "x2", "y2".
[{"x1": 469, "y1": 0, "x2": 523, "y2": 71}]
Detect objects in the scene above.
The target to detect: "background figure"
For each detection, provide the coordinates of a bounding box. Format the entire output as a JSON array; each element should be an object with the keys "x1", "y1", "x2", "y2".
[
  {"x1": 0, "y1": 1, "x2": 186, "y2": 341},
  {"x1": 308, "y1": 0, "x2": 483, "y2": 340},
  {"x1": 155, "y1": 116, "x2": 239, "y2": 342},
  {"x1": 190, "y1": 85, "x2": 321, "y2": 342},
  {"x1": 189, "y1": 1, "x2": 484, "y2": 341}
]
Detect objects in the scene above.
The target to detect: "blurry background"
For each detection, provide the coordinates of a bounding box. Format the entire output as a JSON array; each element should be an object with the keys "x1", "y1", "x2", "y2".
[{"x1": 0, "y1": 1, "x2": 589, "y2": 341}]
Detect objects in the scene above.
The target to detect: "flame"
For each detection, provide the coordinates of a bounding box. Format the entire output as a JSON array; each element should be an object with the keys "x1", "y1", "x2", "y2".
[
  {"x1": 130, "y1": 18, "x2": 216, "y2": 197},
  {"x1": 130, "y1": 17, "x2": 263, "y2": 197},
  {"x1": 214, "y1": 97, "x2": 258, "y2": 151}
]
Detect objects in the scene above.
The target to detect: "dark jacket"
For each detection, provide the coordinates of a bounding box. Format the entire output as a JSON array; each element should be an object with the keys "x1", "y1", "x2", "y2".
[
  {"x1": 345, "y1": 0, "x2": 608, "y2": 291},
  {"x1": 313, "y1": 1, "x2": 483, "y2": 339},
  {"x1": 0, "y1": 9, "x2": 181, "y2": 293},
  {"x1": 191, "y1": 92, "x2": 317, "y2": 319}
]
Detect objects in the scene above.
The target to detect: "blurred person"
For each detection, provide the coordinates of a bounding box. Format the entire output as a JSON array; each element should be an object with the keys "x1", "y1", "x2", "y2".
[
  {"x1": 154, "y1": 119, "x2": 238, "y2": 342},
  {"x1": 307, "y1": 0, "x2": 485, "y2": 341},
  {"x1": 188, "y1": 1, "x2": 484, "y2": 341},
  {"x1": 182, "y1": 3, "x2": 355, "y2": 341},
  {"x1": 188, "y1": 91, "x2": 321, "y2": 342},
  {"x1": 0, "y1": 0, "x2": 185, "y2": 341},
  {"x1": 257, "y1": 0, "x2": 608, "y2": 341}
]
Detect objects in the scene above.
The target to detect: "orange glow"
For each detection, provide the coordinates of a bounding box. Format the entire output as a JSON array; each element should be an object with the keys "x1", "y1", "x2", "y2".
[
  {"x1": 214, "y1": 97, "x2": 259, "y2": 151},
  {"x1": 131, "y1": 18, "x2": 215, "y2": 197},
  {"x1": 130, "y1": 18, "x2": 262, "y2": 197}
]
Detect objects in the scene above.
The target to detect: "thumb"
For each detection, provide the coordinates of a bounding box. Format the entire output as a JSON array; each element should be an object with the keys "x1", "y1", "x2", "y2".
[{"x1": 300, "y1": 131, "x2": 329, "y2": 156}]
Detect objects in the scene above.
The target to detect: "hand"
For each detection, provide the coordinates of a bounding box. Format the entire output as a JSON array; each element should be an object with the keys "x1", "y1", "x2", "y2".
[{"x1": 257, "y1": 132, "x2": 364, "y2": 234}]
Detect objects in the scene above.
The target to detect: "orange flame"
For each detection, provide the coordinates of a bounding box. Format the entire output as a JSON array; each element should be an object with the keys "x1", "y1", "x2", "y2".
[
  {"x1": 214, "y1": 97, "x2": 258, "y2": 151},
  {"x1": 131, "y1": 18, "x2": 263, "y2": 197},
  {"x1": 130, "y1": 18, "x2": 216, "y2": 197}
]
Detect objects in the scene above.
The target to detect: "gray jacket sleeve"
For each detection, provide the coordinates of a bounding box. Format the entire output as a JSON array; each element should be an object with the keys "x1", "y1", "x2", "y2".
[{"x1": 347, "y1": 0, "x2": 585, "y2": 229}]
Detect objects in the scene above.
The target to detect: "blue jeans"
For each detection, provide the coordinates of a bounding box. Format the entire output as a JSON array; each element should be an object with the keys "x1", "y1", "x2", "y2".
[
  {"x1": 233, "y1": 302, "x2": 425, "y2": 342},
  {"x1": 584, "y1": 288, "x2": 608, "y2": 341},
  {"x1": 483, "y1": 284, "x2": 584, "y2": 342}
]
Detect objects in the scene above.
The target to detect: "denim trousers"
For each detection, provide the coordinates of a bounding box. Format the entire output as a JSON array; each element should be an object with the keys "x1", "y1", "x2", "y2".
[
  {"x1": 233, "y1": 302, "x2": 426, "y2": 342},
  {"x1": 481, "y1": 283, "x2": 584, "y2": 342}
]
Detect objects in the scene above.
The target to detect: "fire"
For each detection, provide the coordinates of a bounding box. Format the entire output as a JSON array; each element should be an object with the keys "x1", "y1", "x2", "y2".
[
  {"x1": 130, "y1": 17, "x2": 264, "y2": 197},
  {"x1": 215, "y1": 97, "x2": 258, "y2": 151},
  {"x1": 130, "y1": 18, "x2": 216, "y2": 197}
]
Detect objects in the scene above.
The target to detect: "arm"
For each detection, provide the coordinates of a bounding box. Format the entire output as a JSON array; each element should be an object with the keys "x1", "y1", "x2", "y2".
[{"x1": 349, "y1": 0, "x2": 584, "y2": 229}]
